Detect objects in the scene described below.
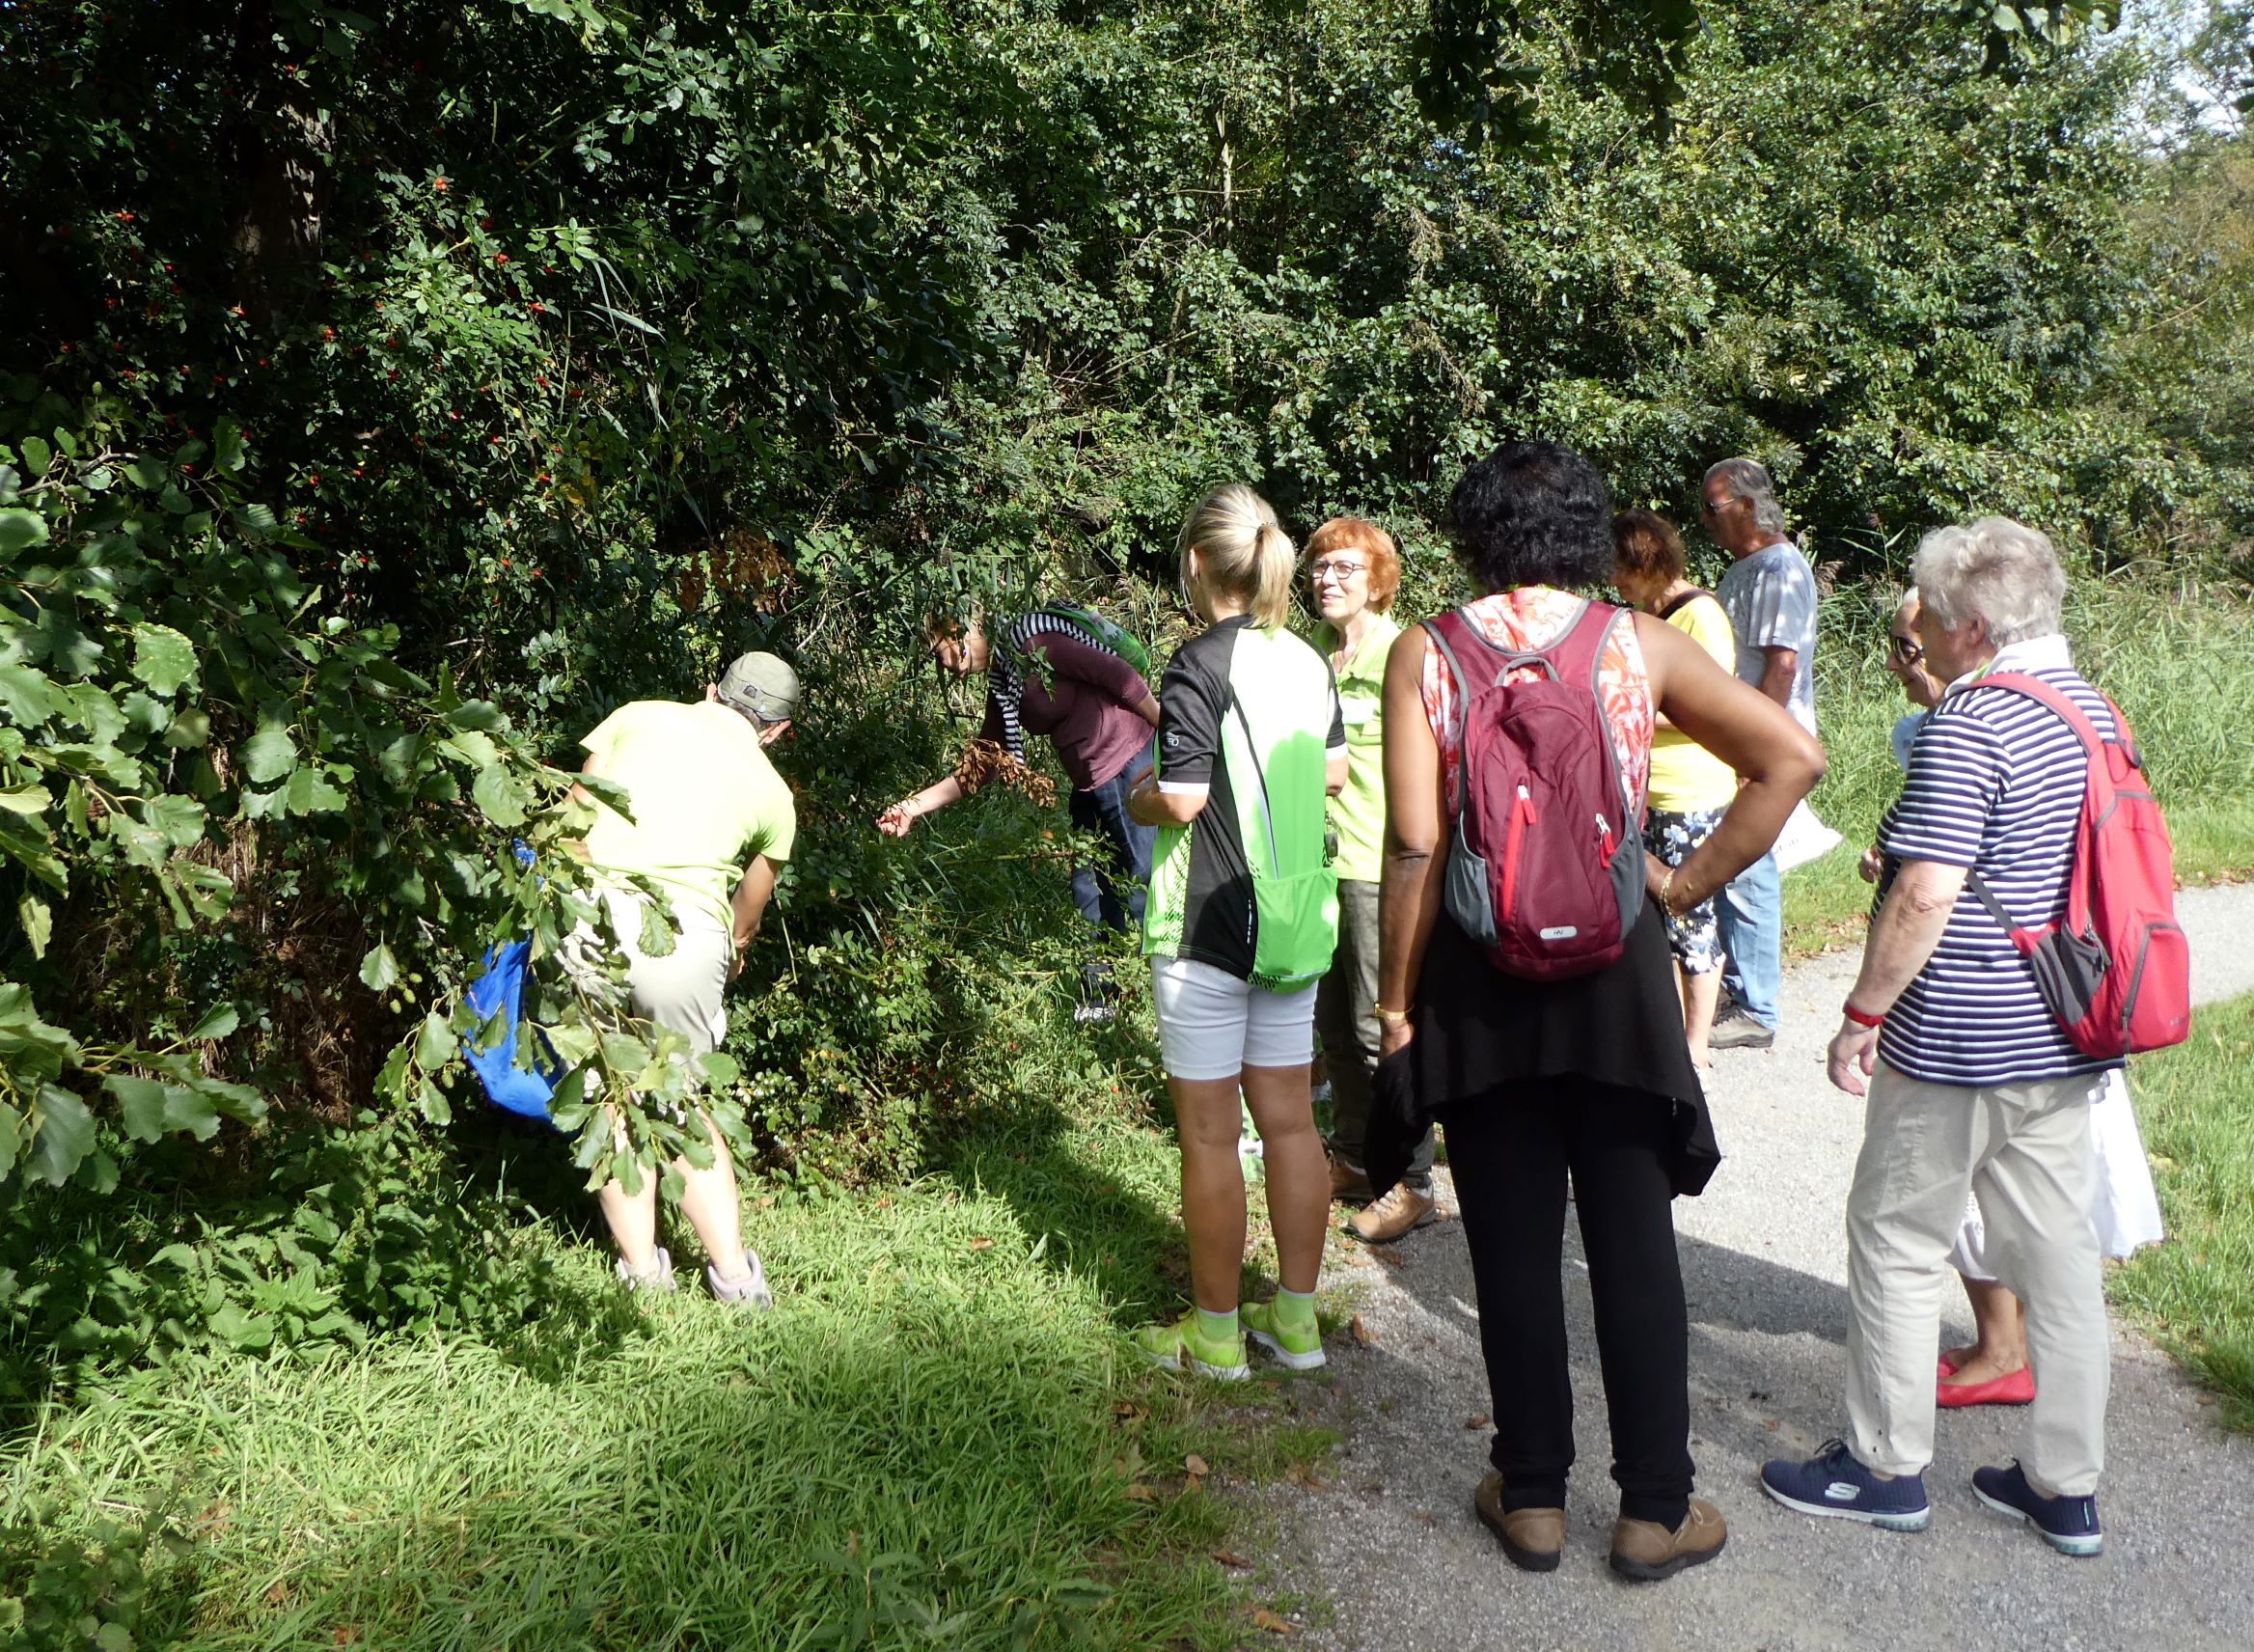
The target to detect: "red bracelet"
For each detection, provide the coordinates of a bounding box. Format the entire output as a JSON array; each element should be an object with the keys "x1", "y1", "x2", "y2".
[{"x1": 1841, "y1": 1000, "x2": 1886, "y2": 1029}]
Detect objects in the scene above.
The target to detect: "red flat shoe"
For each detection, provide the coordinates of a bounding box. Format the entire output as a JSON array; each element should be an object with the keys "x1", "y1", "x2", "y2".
[
  {"x1": 1938, "y1": 1356, "x2": 1959, "y2": 1380},
  {"x1": 1937, "y1": 1366, "x2": 2035, "y2": 1408}
]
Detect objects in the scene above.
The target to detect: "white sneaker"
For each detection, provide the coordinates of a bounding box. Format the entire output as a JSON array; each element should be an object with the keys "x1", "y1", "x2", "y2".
[
  {"x1": 617, "y1": 1246, "x2": 676, "y2": 1292},
  {"x1": 708, "y1": 1253, "x2": 774, "y2": 1310}
]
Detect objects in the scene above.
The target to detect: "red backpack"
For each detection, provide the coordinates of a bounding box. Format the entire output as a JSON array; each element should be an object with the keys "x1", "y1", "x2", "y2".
[
  {"x1": 1425, "y1": 601, "x2": 1645, "y2": 981},
  {"x1": 1964, "y1": 673, "x2": 2191, "y2": 1058}
]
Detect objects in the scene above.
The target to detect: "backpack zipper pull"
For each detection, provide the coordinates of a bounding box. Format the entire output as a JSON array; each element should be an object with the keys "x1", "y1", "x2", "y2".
[
  {"x1": 1596, "y1": 811, "x2": 1615, "y2": 866},
  {"x1": 1518, "y1": 784, "x2": 1537, "y2": 824}
]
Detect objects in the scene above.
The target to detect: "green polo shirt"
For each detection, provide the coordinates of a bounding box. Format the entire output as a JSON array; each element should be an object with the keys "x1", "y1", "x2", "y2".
[{"x1": 1313, "y1": 615, "x2": 1400, "y2": 884}]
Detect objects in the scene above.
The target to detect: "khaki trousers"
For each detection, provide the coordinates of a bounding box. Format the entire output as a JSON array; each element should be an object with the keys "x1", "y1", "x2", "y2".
[{"x1": 1845, "y1": 1060, "x2": 2111, "y2": 1496}]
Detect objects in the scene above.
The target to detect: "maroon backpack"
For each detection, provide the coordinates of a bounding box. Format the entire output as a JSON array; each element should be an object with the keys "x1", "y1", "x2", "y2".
[
  {"x1": 1425, "y1": 601, "x2": 1646, "y2": 981},
  {"x1": 1964, "y1": 673, "x2": 2191, "y2": 1058}
]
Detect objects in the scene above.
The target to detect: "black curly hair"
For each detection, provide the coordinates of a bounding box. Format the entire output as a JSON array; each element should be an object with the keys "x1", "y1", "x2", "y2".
[{"x1": 1445, "y1": 441, "x2": 1614, "y2": 592}]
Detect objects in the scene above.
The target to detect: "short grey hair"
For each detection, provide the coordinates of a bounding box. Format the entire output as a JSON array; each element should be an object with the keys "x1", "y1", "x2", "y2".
[
  {"x1": 1704, "y1": 457, "x2": 1787, "y2": 536},
  {"x1": 1911, "y1": 517, "x2": 2066, "y2": 647}
]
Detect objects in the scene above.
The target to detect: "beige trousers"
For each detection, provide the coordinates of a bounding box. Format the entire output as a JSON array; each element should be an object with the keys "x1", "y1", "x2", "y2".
[
  {"x1": 564, "y1": 888, "x2": 731, "y2": 1056},
  {"x1": 1845, "y1": 1060, "x2": 2111, "y2": 1496}
]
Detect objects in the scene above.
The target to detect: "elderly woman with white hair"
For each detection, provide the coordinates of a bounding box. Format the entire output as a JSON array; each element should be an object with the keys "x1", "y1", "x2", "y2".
[
  {"x1": 1762, "y1": 518, "x2": 2131, "y2": 1558},
  {"x1": 1863, "y1": 589, "x2": 2164, "y2": 1411}
]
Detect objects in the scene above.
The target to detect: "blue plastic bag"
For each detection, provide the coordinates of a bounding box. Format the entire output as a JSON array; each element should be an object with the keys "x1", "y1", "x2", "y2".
[{"x1": 463, "y1": 938, "x2": 564, "y2": 1122}]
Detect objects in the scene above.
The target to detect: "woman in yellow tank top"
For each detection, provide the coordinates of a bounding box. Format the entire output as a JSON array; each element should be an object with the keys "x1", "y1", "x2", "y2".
[{"x1": 1613, "y1": 509, "x2": 1740, "y2": 1067}]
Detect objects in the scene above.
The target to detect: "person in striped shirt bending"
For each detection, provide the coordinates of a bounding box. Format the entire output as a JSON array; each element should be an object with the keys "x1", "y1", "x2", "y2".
[{"x1": 1762, "y1": 518, "x2": 2119, "y2": 1558}]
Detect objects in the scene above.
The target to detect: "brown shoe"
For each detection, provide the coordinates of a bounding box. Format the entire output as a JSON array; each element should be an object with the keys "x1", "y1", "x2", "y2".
[
  {"x1": 1348, "y1": 1181, "x2": 1437, "y2": 1243},
  {"x1": 1608, "y1": 1497, "x2": 1726, "y2": 1582},
  {"x1": 1328, "y1": 1148, "x2": 1373, "y2": 1203},
  {"x1": 1474, "y1": 1473, "x2": 1562, "y2": 1573}
]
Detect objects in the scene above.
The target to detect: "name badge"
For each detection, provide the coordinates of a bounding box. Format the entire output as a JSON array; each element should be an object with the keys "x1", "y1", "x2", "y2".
[{"x1": 1339, "y1": 694, "x2": 1378, "y2": 727}]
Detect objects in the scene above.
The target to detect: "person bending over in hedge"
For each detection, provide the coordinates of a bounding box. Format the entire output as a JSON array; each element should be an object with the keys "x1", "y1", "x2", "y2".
[
  {"x1": 569, "y1": 651, "x2": 801, "y2": 1307},
  {"x1": 876, "y1": 608, "x2": 1163, "y2": 1023}
]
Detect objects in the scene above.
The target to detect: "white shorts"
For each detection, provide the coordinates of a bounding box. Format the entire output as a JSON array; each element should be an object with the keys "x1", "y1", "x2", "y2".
[{"x1": 1150, "y1": 955, "x2": 1317, "y2": 1081}]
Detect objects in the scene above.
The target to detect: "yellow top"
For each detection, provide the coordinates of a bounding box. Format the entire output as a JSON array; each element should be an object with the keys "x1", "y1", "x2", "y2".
[
  {"x1": 1647, "y1": 592, "x2": 1742, "y2": 813},
  {"x1": 581, "y1": 700, "x2": 796, "y2": 926}
]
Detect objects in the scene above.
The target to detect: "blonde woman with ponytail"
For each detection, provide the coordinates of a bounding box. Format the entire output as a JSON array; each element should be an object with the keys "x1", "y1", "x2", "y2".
[{"x1": 1128, "y1": 484, "x2": 1348, "y2": 1379}]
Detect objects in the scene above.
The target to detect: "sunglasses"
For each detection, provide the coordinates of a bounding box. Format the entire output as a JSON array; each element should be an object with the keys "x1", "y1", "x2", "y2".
[{"x1": 1889, "y1": 634, "x2": 1924, "y2": 664}]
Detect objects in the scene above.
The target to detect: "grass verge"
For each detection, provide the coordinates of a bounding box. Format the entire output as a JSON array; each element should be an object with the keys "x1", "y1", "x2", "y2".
[
  {"x1": 2110, "y1": 992, "x2": 2254, "y2": 1435},
  {"x1": 0, "y1": 1045, "x2": 1341, "y2": 1651}
]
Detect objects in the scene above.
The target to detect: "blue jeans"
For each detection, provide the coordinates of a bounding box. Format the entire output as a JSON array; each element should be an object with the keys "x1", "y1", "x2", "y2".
[
  {"x1": 1717, "y1": 849, "x2": 1781, "y2": 1030},
  {"x1": 1067, "y1": 754, "x2": 1154, "y2": 937}
]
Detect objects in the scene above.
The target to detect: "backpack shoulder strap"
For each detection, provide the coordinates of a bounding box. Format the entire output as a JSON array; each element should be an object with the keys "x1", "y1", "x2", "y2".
[
  {"x1": 1557, "y1": 600, "x2": 1644, "y2": 817},
  {"x1": 1972, "y1": 671, "x2": 2126, "y2": 764},
  {"x1": 1960, "y1": 670, "x2": 2122, "y2": 939}
]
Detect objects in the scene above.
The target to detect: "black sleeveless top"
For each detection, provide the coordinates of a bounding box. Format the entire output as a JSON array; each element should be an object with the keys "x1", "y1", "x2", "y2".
[{"x1": 1388, "y1": 903, "x2": 1720, "y2": 1196}]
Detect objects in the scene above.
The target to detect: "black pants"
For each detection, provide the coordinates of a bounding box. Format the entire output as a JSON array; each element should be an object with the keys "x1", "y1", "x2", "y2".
[{"x1": 1447, "y1": 1077, "x2": 1693, "y2": 1528}]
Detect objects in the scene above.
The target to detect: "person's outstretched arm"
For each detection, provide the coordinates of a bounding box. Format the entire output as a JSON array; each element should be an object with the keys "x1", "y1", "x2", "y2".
[
  {"x1": 878, "y1": 667, "x2": 1008, "y2": 836},
  {"x1": 1376, "y1": 627, "x2": 1444, "y2": 1054},
  {"x1": 877, "y1": 775, "x2": 965, "y2": 836}
]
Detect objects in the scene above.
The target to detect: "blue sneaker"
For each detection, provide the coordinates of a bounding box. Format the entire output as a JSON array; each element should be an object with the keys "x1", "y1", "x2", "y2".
[
  {"x1": 1972, "y1": 1461, "x2": 2103, "y2": 1556},
  {"x1": 1760, "y1": 1439, "x2": 1932, "y2": 1530}
]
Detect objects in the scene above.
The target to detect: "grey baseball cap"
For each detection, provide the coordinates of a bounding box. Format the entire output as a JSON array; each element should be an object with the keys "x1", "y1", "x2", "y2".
[{"x1": 715, "y1": 651, "x2": 801, "y2": 723}]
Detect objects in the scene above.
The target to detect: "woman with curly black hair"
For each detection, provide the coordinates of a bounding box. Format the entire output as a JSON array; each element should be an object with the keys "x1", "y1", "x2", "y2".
[{"x1": 1370, "y1": 441, "x2": 1823, "y2": 1581}]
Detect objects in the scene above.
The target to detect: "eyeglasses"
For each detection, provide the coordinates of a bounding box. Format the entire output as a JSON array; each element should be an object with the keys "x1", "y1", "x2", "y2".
[
  {"x1": 1308, "y1": 559, "x2": 1366, "y2": 583},
  {"x1": 1699, "y1": 498, "x2": 1733, "y2": 519},
  {"x1": 1889, "y1": 634, "x2": 1924, "y2": 665}
]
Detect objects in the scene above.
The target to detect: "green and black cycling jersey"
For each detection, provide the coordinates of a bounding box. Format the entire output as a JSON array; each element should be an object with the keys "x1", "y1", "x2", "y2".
[{"x1": 1142, "y1": 617, "x2": 1346, "y2": 990}]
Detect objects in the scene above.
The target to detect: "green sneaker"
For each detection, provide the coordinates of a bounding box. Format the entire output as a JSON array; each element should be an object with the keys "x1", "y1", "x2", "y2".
[
  {"x1": 1134, "y1": 1311, "x2": 1250, "y2": 1381},
  {"x1": 1242, "y1": 1299, "x2": 1327, "y2": 1371}
]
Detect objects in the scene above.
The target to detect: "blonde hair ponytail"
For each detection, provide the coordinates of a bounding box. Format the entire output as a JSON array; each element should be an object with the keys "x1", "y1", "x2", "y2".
[{"x1": 1177, "y1": 483, "x2": 1296, "y2": 629}]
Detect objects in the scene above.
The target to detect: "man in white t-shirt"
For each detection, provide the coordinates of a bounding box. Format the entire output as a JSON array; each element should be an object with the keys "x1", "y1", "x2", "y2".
[{"x1": 1702, "y1": 457, "x2": 1818, "y2": 1051}]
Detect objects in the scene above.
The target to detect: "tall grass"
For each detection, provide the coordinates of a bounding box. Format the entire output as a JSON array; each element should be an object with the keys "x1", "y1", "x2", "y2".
[
  {"x1": 1785, "y1": 573, "x2": 2254, "y2": 956},
  {"x1": 0, "y1": 1029, "x2": 1340, "y2": 1650},
  {"x1": 2110, "y1": 992, "x2": 2254, "y2": 1434}
]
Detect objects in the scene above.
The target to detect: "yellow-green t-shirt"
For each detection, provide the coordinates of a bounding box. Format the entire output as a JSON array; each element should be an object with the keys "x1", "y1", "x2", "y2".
[
  {"x1": 1648, "y1": 592, "x2": 1741, "y2": 813},
  {"x1": 1314, "y1": 614, "x2": 1401, "y2": 884},
  {"x1": 580, "y1": 700, "x2": 797, "y2": 926}
]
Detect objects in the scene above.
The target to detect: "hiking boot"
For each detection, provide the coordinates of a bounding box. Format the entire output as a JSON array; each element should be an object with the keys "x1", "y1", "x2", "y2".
[
  {"x1": 1610, "y1": 1497, "x2": 1727, "y2": 1582},
  {"x1": 1972, "y1": 1462, "x2": 2103, "y2": 1557},
  {"x1": 1760, "y1": 1439, "x2": 1931, "y2": 1530},
  {"x1": 707, "y1": 1253, "x2": 773, "y2": 1310},
  {"x1": 616, "y1": 1246, "x2": 676, "y2": 1292},
  {"x1": 1349, "y1": 1181, "x2": 1437, "y2": 1243},
  {"x1": 1133, "y1": 1311, "x2": 1250, "y2": 1382},
  {"x1": 1242, "y1": 1299, "x2": 1326, "y2": 1372},
  {"x1": 1327, "y1": 1147, "x2": 1373, "y2": 1203},
  {"x1": 1473, "y1": 1473, "x2": 1562, "y2": 1573},
  {"x1": 1708, "y1": 1004, "x2": 1775, "y2": 1051}
]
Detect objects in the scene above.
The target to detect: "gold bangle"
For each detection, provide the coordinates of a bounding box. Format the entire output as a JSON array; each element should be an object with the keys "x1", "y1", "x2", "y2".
[
  {"x1": 1374, "y1": 1004, "x2": 1410, "y2": 1023},
  {"x1": 1659, "y1": 867, "x2": 1682, "y2": 917}
]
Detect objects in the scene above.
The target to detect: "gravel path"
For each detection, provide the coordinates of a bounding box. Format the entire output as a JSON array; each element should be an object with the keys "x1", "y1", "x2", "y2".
[{"x1": 1255, "y1": 880, "x2": 2254, "y2": 1651}]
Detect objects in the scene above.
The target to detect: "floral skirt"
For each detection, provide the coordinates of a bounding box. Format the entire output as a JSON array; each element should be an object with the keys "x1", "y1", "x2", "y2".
[{"x1": 1644, "y1": 807, "x2": 1725, "y2": 976}]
